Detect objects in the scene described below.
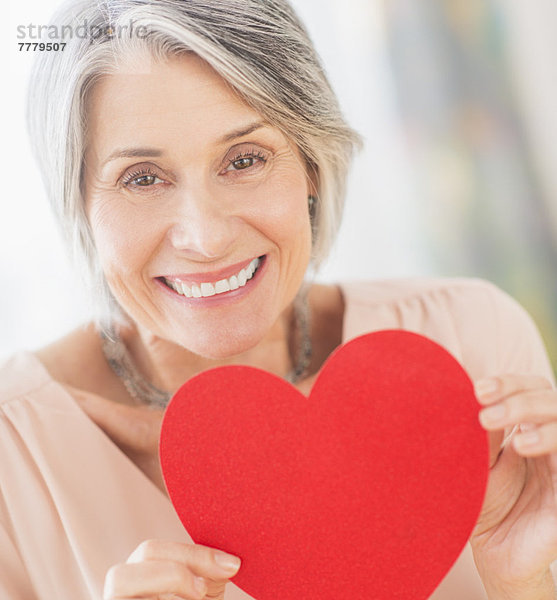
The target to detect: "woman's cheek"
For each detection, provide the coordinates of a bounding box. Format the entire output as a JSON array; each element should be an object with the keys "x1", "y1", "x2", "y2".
[
  {"x1": 87, "y1": 195, "x2": 158, "y2": 274},
  {"x1": 250, "y1": 169, "x2": 312, "y2": 242}
]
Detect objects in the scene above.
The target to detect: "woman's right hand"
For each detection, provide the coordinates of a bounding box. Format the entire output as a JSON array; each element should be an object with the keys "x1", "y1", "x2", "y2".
[{"x1": 104, "y1": 539, "x2": 241, "y2": 599}]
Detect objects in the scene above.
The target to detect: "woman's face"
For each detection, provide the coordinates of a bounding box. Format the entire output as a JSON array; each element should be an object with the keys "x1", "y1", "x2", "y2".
[{"x1": 84, "y1": 52, "x2": 313, "y2": 359}]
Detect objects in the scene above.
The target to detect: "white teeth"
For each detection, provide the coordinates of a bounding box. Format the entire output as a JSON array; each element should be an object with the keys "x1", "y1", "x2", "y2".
[
  {"x1": 215, "y1": 279, "x2": 230, "y2": 294},
  {"x1": 179, "y1": 282, "x2": 192, "y2": 298},
  {"x1": 165, "y1": 256, "x2": 261, "y2": 298},
  {"x1": 200, "y1": 282, "x2": 215, "y2": 297}
]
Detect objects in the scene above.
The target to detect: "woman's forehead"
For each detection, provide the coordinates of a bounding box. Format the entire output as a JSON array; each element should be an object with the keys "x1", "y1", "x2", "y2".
[
  {"x1": 84, "y1": 53, "x2": 275, "y2": 159},
  {"x1": 88, "y1": 52, "x2": 248, "y2": 119}
]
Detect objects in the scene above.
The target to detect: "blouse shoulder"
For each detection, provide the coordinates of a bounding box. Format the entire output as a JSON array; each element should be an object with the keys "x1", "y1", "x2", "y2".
[
  {"x1": 0, "y1": 351, "x2": 53, "y2": 407},
  {"x1": 340, "y1": 277, "x2": 554, "y2": 383}
]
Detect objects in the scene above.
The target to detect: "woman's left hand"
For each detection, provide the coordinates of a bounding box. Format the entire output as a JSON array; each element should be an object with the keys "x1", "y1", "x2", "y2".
[{"x1": 471, "y1": 374, "x2": 557, "y2": 598}]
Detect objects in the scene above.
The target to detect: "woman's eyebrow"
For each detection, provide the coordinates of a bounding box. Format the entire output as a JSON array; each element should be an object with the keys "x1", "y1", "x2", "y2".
[
  {"x1": 101, "y1": 147, "x2": 163, "y2": 168},
  {"x1": 218, "y1": 120, "x2": 267, "y2": 143},
  {"x1": 100, "y1": 121, "x2": 268, "y2": 169}
]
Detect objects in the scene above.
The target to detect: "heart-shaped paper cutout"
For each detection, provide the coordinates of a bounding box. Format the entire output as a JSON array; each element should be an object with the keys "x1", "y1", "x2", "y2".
[{"x1": 160, "y1": 330, "x2": 489, "y2": 599}]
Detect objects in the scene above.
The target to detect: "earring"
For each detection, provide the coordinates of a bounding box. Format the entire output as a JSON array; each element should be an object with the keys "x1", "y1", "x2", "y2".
[{"x1": 308, "y1": 195, "x2": 316, "y2": 213}]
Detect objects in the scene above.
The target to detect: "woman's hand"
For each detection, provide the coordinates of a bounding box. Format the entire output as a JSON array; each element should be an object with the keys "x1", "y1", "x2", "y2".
[
  {"x1": 471, "y1": 374, "x2": 557, "y2": 598},
  {"x1": 104, "y1": 539, "x2": 241, "y2": 599}
]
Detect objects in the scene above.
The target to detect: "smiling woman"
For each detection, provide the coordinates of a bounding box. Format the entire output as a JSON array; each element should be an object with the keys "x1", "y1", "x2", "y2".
[
  {"x1": 3, "y1": 0, "x2": 557, "y2": 599},
  {"x1": 83, "y1": 53, "x2": 314, "y2": 365}
]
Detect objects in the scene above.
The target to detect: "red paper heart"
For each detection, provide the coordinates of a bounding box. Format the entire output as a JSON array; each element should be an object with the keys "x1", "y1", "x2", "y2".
[{"x1": 160, "y1": 330, "x2": 489, "y2": 599}]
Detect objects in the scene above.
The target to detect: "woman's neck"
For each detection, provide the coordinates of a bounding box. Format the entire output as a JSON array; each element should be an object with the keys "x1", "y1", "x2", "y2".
[
  {"x1": 119, "y1": 306, "x2": 296, "y2": 396},
  {"x1": 117, "y1": 283, "x2": 345, "y2": 397}
]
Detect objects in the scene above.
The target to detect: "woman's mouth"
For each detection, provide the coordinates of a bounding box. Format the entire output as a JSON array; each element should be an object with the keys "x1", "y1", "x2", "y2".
[{"x1": 160, "y1": 256, "x2": 264, "y2": 298}]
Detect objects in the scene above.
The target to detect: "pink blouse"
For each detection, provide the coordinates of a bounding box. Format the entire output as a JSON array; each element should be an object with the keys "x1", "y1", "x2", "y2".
[{"x1": 0, "y1": 278, "x2": 554, "y2": 599}]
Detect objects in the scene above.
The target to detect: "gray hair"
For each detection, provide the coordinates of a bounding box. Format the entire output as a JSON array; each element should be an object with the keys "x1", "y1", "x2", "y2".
[{"x1": 27, "y1": 0, "x2": 362, "y2": 327}]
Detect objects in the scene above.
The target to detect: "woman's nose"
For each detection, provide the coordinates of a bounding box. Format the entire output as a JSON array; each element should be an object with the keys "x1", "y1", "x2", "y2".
[{"x1": 166, "y1": 186, "x2": 239, "y2": 259}]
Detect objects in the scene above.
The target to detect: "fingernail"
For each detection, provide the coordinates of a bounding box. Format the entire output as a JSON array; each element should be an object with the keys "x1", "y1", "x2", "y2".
[
  {"x1": 480, "y1": 404, "x2": 506, "y2": 424},
  {"x1": 516, "y1": 430, "x2": 540, "y2": 446},
  {"x1": 519, "y1": 422, "x2": 536, "y2": 432},
  {"x1": 194, "y1": 576, "x2": 207, "y2": 595},
  {"x1": 475, "y1": 378, "x2": 499, "y2": 398},
  {"x1": 214, "y1": 551, "x2": 241, "y2": 573}
]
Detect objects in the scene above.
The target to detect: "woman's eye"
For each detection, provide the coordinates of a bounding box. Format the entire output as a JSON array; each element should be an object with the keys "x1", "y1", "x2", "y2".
[
  {"x1": 133, "y1": 174, "x2": 158, "y2": 186},
  {"x1": 122, "y1": 171, "x2": 165, "y2": 189},
  {"x1": 232, "y1": 157, "x2": 255, "y2": 170},
  {"x1": 224, "y1": 151, "x2": 267, "y2": 174}
]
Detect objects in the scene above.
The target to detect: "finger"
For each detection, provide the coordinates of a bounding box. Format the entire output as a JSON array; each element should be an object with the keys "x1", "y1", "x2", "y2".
[
  {"x1": 65, "y1": 384, "x2": 163, "y2": 454},
  {"x1": 478, "y1": 389, "x2": 557, "y2": 430},
  {"x1": 129, "y1": 540, "x2": 241, "y2": 580},
  {"x1": 104, "y1": 560, "x2": 209, "y2": 600},
  {"x1": 474, "y1": 374, "x2": 552, "y2": 406},
  {"x1": 512, "y1": 421, "x2": 557, "y2": 456}
]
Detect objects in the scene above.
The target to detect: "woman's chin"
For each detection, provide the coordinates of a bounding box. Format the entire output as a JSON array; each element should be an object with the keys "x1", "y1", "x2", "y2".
[{"x1": 172, "y1": 324, "x2": 270, "y2": 362}]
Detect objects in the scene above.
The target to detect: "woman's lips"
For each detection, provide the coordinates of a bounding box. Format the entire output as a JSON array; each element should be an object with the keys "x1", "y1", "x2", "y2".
[
  {"x1": 162, "y1": 255, "x2": 260, "y2": 287},
  {"x1": 157, "y1": 255, "x2": 266, "y2": 300}
]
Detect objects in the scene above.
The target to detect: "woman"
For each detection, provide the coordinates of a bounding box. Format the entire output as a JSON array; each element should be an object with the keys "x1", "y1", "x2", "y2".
[{"x1": 2, "y1": 0, "x2": 557, "y2": 598}]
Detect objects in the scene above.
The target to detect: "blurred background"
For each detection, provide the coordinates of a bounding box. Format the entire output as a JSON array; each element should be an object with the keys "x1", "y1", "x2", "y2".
[{"x1": 3, "y1": 0, "x2": 556, "y2": 372}]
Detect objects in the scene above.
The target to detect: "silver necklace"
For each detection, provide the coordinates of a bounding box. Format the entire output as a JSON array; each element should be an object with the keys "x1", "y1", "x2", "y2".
[{"x1": 100, "y1": 292, "x2": 312, "y2": 409}]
